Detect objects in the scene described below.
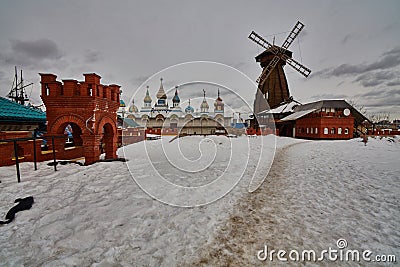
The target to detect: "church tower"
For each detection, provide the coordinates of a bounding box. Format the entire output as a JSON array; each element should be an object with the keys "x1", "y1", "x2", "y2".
[
  {"x1": 200, "y1": 89, "x2": 209, "y2": 114},
  {"x1": 141, "y1": 86, "x2": 152, "y2": 112},
  {"x1": 154, "y1": 78, "x2": 168, "y2": 109},
  {"x1": 214, "y1": 89, "x2": 224, "y2": 114},
  {"x1": 172, "y1": 86, "x2": 180, "y2": 108}
]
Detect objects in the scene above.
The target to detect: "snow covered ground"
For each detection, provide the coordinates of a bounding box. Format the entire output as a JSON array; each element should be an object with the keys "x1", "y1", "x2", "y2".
[{"x1": 0, "y1": 135, "x2": 399, "y2": 266}]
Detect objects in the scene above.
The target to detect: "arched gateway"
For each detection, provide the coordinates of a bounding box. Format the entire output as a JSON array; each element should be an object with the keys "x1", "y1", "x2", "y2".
[{"x1": 40, "y1": 73, "x2": 120, "y2": 165}]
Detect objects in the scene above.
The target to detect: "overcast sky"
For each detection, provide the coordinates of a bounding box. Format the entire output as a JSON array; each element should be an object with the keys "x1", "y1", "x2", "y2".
[{"x1": 0, "y1": 0, "x2": 399, "y2": 119}]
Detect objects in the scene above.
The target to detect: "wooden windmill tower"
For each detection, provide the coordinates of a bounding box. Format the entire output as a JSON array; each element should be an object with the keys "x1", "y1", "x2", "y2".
[{"x1": 249, "y1": 21, "x2": 311, "y2": 112}]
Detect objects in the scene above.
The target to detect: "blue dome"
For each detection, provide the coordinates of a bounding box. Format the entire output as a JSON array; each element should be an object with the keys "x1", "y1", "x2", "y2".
[
  {"x1": 120, "y1": 99, "x2": 126, "y2": 107},
  {"x1": 185, "y1": 105, "x2": 194, "y2": 113},
  {"x1": 172, "y1": 88, "x2": 180, "y2": 103},
  {"x1": 173, "y1": 94, "x2": 180, "y2": 103}
]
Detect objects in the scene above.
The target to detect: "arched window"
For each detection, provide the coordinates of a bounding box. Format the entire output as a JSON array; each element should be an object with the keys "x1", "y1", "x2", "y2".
[
  {"x1": 315, "y1": 128, "x2": 318, "y2": 134},
  {"x1": 331, "y1": 127, "x2": 335, "y2": 134},
  {"x1": 307, "y1": 128, "x2": 309, "y2": 134},
  {"x1": 324, "y1": 128, "x2": 329, "y2": 134},
  {"x1": 344, "y1": 128, "x2": 349, "y2": 134},
  {"x1": 338, "y1": 127, "x2": 342, "y2": 134},
  {"x1": 311, "y1": 127, "x2": 314, "y2": 134}
]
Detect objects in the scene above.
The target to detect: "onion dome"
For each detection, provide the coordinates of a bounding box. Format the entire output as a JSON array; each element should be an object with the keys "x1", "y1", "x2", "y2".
[
  {"x1": 200, "y1": 99, "x2": 209, "y2": 109},
  {"x1": 120, "y1": 99, "x2": 126, "y2": 107},
  {"x1": 129, "y1": 99, "x2": 139, "y2": 113},
  {"x1": 172, "y1": 86, "x2": 180, "y2": 104},
  {"x1": 156, "y1": 78, "x2": 167, "y2": 99},
  {"x1": 185, "y1": 99, "x2": 194, "y2": 113},
  {"x1": 144, "y1": 86, "x2": 152, "y2": 103}
]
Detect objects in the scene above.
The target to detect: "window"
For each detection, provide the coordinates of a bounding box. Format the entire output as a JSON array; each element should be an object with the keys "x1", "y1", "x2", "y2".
[
  {"x1": 315, "y1": 128, "x2": 318, "y2": 134},
  {"x1": 338, "y1": 128, "x2": 342, "y2": 134},
  {"x1": 311, "y1": 127, "x2": 314, "y2": 134},
  {"x1": 307, "y1": 128, "x2": 309, "y2": 134},
  {"x1": 331, "y1": 128, "x2": 335, "y2": 134},
  {"x1": 344, "y1": 128, "x2": 349, "y2": 134},
  {"x1": 324, "y1": 128, "x2": 328, "y2": 134},
  {"x1": 45, "y1": 84, "x2": 50, "y2": 96}
]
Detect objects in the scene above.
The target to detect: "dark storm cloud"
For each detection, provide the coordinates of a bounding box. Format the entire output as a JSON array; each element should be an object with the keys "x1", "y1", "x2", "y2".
[
  {"x1": 314, "y1": 46, "x2": 400, "y2": 90},
  {"x1": 354, "y1": 88, "x2": 400, "y2": 108},
  {"x1": 386, "y1": 88, "x2": 400, "y2": 96},
  {"x1": 364, "y1": 97, "x2": 400, "y2": 107},
  {"x1": 317, "y1": 46, "x2": 400, "y2": 78},
  {"x1": 355, "y1": 71, "x2": 396, "y2": 82},
  {"x1": 351, "y1": 88, "x2": 399, "y2": 112},
  {"x1": 84, "y1": 50, "x2": 102, "y2": 63},
  {"x1": 354, "y1": 70, "x2": 398, "y2": 88},
  {"x1": 0, "y1": 38, "x2": 66, "y2": 70},
  {"x1": 359, "y1": 79, "x2": 381, "y2": 88},
  {"x1": 11, "y1": 39, "x2": 63, "y2": 59},
  {"x1": 387, "y1": 80, "x2": 400, "y2": 86}
]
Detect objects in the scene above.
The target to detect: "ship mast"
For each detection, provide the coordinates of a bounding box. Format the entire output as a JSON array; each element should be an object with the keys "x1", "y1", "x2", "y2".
[{"x1": 7, "y1": 66, "x2": 33, "y2": 105}]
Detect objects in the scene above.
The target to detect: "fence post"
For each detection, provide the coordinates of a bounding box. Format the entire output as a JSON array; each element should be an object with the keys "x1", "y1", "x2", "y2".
[
  {"x1": 51, "y1": 136, "x2": 57, "y2": 171},
  {"x1": 33, "y1": 137, "x2": 37, "y2": 171},
  {"x1": 13, "y1": 140, "x2": 21, "y2": 183}
]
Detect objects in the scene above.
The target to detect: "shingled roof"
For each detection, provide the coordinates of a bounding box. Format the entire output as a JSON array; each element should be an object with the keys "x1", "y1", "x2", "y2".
[{"x1": 0, "y1": 97, "x2": 46, "y2": 123}]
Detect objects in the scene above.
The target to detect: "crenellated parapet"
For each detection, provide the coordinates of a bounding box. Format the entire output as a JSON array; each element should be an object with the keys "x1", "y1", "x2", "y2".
[{"x1": 40, "y1": 73, "x2": 120, "y2": 104}]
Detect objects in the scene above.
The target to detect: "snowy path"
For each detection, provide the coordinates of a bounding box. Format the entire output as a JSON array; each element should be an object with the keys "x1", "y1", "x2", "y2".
[
  {"x1": 0, "y1": 136, "x2": 399, "y2": 266},
  {"x1": 187, "y1": 137, "x2": 400, "y2": 266},
  {"x1": 0, "y1": 135, "x2": 298, "y2": 266}
]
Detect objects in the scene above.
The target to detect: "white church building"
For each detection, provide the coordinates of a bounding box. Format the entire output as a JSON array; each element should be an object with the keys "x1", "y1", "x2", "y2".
[{"x1": 119, "y1": 78, "x2": 233, "y2": 135}]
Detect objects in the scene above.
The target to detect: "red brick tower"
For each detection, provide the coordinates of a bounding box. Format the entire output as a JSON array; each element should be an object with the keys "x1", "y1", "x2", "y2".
[{"x1": 40, "y1": 73, "x2": 120, "y2": 165}]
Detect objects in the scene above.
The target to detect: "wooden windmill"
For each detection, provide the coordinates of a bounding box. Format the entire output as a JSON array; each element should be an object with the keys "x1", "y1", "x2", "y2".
[{"x1": 249, "y1": 21, "x2": 311, "y2": 112}]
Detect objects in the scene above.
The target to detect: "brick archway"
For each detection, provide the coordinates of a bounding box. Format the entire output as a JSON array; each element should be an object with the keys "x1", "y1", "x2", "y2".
[
  {"x1": 49, "y1": 114, "x2": 86, "y2": 135},
  {"x1": 97, "y1": 116, "x2": 118, "y2": 160}
]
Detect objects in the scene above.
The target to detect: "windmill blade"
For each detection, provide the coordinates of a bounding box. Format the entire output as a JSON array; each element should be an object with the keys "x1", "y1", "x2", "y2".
[
  {"x1": 281, "y1": 21, "x2": 304, "y2": 50},
  {"x1": 248, "y1": 31, "x2": 280, "y2": 53},
  {"x1": 257, "y1": 55, "x2": 281, "y2": 85},
  {"x1": 281, "y1": 54, "x2": 312, "y2": 77}
]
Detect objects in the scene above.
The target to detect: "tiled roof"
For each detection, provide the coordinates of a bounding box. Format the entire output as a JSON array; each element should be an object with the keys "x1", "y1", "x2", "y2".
[{"x1": 0, "y1": 97, "x2": 46, "y2": 123}]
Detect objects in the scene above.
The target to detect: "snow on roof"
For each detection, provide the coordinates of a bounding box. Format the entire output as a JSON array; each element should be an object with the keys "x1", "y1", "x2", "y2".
[{"x1": 280, "y1": 109, "x2": 316, "y2": 121}]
